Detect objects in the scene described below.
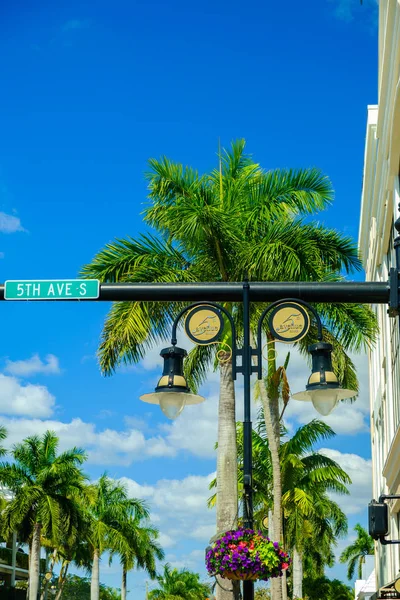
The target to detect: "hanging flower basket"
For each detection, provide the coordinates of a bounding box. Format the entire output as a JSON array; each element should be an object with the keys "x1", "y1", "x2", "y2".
[{"x1": 205, "y1": 528, "x2": 291, "y2": 582}]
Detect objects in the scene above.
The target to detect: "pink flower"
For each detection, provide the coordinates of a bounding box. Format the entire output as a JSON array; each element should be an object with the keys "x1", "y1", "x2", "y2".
[{"x1": 282, "y1": 563, "x2": 289, "y2": 570}]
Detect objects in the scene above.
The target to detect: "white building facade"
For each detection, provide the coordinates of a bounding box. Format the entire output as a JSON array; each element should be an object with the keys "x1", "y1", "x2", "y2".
[{"x1": 359, "y1": 1, "x2": 400, "y2": 597}]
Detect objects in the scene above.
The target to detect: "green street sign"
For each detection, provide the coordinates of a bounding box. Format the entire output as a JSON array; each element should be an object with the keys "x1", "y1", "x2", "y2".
[{"x1": 4, "y1": 279, "x2": 100, "y2": 300}]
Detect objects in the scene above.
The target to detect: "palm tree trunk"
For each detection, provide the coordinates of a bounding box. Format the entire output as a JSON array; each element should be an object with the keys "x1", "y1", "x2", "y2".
[
  {"x1": 216, "y1": 358, "x2": 238, "y2": 600},
  {"x1": 91, "y1": 549, "x2": 100, "y2": 600},
  {"x1": 268, "y1": 509, "x2": 274, "y2": 539},
  {"x1": 121, "y1": 565, "x2": 127, "y2": 600},
  {"x1": 40, "y1": 549, "x2": 57, "y2": 600},
  {"x1": 254, "y1": 336, "x2": 283, "y2": 600},
  {"x1": 26, "y1": 543, "x2": 31, "y2": 600},
  {"x1": 54, "y1": 561, "x2": 69, "y2": 600},
  {"x1": 292, "y1": 548, "x2": 303, "y2": 599},
  {"x1": 29, "y1": 523, "x2": 42, "y2": 600},
  {"x1": 11, "y1": 532, "x2": 17, "y2": 588},
  {"x1": 260, "y1": 386, "x2": 283, "y2": 600},
  {"x1": 282, "y1": 571, "x2": 288, "y2": 600}
]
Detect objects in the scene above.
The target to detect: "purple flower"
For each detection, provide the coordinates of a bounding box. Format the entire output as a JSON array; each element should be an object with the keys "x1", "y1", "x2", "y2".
[{"x1": 205, "y1": 527, "x2": 291, "y2": 581}]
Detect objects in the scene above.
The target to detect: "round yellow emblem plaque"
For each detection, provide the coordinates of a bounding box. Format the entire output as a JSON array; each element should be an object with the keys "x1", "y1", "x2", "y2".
[
  {"x1": 184, "y1": 306, "x2": 224, "y2": 345},
  {"x1": 268, "y1": 302, "x2": 310, "y2": 343}
]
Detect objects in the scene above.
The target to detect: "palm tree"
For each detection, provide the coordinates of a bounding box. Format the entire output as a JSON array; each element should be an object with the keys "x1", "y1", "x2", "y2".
[
  {"x1": 210, "y1": 418, "x2": 350, "y2": 598},
  {"x1": 276, "y1": 420, "x2": 349, "y2": 599},
  {"x1": 82, "y1": 140, "x2": 377, "y2": 600},
  {"x1": 39, "y1": 490, "x2": 92, "y2": 600},
  {"x1": 86, "y1": 474, "x2": 149, "y2": 600},
  {"x1": 149, "y1": 564, "x2": 210, "y2": 600},
  {"x1": 339, "y1": 523, "x2": 375, "y2": 580},
  {"x1": 113, "y1": 515, "x2": 164, "y2": 600},
  {"x1": 0, "y1": 431, "x2": 87, "y2": 600}
]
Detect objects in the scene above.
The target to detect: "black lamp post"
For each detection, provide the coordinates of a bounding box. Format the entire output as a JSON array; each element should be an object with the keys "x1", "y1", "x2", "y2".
[
  {"x1": 3, "y1": 218, "x2": 400, "y2": 599},
  {"x1": 140, "y1": 286, "x2": 357, "y2": 600}
]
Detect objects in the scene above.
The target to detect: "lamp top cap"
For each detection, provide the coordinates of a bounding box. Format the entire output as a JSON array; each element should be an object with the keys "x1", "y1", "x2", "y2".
[{"x1": 160, "y1": 346, "x2": 187, "y2": 357}]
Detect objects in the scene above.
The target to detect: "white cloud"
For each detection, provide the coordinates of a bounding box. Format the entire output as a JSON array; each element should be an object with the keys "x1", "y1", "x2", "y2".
[
  {"x1": 165, "y1": 549, "x2": 210, "y2": 571},
  {"x1": 285, "y1": 398, "x2": 369, "y2": 435},
  {"x1": 121, "y1": 472, "x2": 216, "y2": 549},
  {"x1": 5, "y1": 354, "x2": 61, "y2": 377},
  {"x1": 161, "y1": 393, "x2": 219, "y2": 458},
  {"x1": 191, "y1": 524, "x2": 216, "y2": 541},
  {"x1": 137, "y1": 345, "x2": 165, "y2": 372},
  {"x1": 1, "y1": 416, "x2": 177, "y2": 465},
  {"x1": 158, "y1": 533, "x2": 176, "y2": 549},
  {"x1": 0, "y1": 212, "x2": 24, "y2": 234},
  {"x1": 0, "y1": 374, "x2": 55, "y2": 417},
  {"x1": 124, "y1": 415, "x2": 148, "y2": 430},
  {"x1": 319, "y1": 448, "x2": 373, "y2": 515},
  {"x1": 155, "y1": 365, "x2": 245, "y2": 459}
]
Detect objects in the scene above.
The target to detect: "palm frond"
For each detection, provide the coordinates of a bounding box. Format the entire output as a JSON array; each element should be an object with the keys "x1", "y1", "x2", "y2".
[
  {"x1": 283, "y1": 420, "x2": 336, "y2": 456},
  {"x1": 241, "y1": 167, "x2": 333, "y2": 222}
]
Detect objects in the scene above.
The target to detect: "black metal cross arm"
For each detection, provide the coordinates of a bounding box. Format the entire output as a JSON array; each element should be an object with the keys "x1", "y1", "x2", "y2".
[{"x1": 0, "y1": 280, "x2": 392, "y2": 303}]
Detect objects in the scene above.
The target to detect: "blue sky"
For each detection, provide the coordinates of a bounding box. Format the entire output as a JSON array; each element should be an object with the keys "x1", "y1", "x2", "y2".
[{"x1": 0, "y1": 0, "x2": 378, "y2": 596}]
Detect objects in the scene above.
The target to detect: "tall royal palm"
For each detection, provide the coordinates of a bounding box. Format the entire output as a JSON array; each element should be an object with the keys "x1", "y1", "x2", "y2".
[
  {"x1": 0, "y1": 431, "x2": 87, "y2": 600},
  {"x1": 86, "y1": 474, "x2": 149, "y2": 600},
  {"x1": 277, "y1": 421, "x2": 349, "y2": 599},
  {"x1": 113, "y1": 515, "x2": 164, "y2": 600},
  {"x1": 82, "y1": 140, "x2": 376, "y2": 600},
  {"x1": 339, "y1": 523, "x2": 375, "y2": 580}
]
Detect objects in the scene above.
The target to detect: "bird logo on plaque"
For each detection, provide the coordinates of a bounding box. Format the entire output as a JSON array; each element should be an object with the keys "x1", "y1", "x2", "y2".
[
  {"x1": 268, "y1": 302, "x2": 310, "y2": 343},
  {"x1": 184, "y1": 306, "x2": 224, "y2": 345}
]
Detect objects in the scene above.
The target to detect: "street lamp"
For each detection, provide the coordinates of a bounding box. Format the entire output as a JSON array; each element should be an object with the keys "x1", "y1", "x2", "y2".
[
  {"x1": 140, "y1": 346, "x2": 205, "y2": 419},
  {"x1": 292, "y1": 342, "x2": 356, "y2": 415},
  {"x1": 140, "y1": 287, "x2": 356, "y2": 600}
]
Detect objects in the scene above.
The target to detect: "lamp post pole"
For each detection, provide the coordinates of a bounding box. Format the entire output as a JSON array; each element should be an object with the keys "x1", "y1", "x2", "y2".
[
  {"x1": 2, "y1": 253, "x2": 400, "y2": 600},
  {"x1": 242, "y1": 281, "x2": 254, "y2": 600},
  {"x1": 141, "y1": 290, "x2": 354, "y2": 600}
]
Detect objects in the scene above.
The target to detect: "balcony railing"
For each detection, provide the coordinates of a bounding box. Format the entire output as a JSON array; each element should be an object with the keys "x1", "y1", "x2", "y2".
[{"x1": 0, "y1": 547, "x2": 46, "y2": 572}]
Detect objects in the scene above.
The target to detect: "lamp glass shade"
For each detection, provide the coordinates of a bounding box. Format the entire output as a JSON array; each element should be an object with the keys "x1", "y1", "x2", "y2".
[
  {"x1": 159, "y1": 392, "x2": 187, "y2": 419},
  {"x1": 310, "y1": 391, "x2": 339, "y2": 416},
  {"x1": 139, "y1": 390, "x2": 205, "y2": 419},
  {"x1": 292, "y1": 387, "x2": 356, "y2": 415},
  {"x1": 291, "y1": 342, "x2": 356, "y2": 416}
]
